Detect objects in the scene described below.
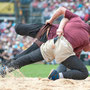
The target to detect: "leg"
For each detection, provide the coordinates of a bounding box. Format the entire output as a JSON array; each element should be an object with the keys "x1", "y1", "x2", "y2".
[
  {"x1": 15, "y1": 23, "x2": 44, "y2": 38},
  {"x1": 14, "y1": 24, "x2": 47, "y2": 60},
  {"x1": 48, "y1": 55, "x2": 88, "y2": 80},
  {"x1": 61, "y1": 55, "x2": 88, "y2": 80},
  {"x1": 56, "y1": 64, "x2": 67, "y2": 73},
  {"x1": 8, "y1": 48, "x2": 43, "y2": 69},
  {"x1": 13, "y1": 32, "x2": 47, "y2": 60},
  {"x1": 13, "y1": 43, "x2": 39, "y2": 60},
  {"x1": 0, "y1": 48, "x2": 44, "y2": 77}
]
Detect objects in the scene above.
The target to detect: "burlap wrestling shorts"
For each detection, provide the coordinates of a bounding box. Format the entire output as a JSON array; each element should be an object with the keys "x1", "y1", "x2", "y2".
[{"x1": 40, "y1": 36, "x2": 75, "y2": 63}]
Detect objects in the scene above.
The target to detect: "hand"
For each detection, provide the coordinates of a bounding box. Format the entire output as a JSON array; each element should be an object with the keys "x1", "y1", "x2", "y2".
[
  {"x1": 56, "y1": 29, "x2": 63, "y2": 37},
  {"x1": 45, "y1": 19, "x2": 53, "y2": 25}
]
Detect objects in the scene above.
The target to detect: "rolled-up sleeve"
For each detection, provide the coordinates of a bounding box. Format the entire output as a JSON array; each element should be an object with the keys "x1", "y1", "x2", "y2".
[{"x1": 65, "y1": 10, "x2": 78, "y2": 20}]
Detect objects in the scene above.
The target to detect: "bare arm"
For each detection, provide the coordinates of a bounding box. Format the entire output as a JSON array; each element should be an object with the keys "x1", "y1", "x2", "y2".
[
  {"x1": 46, "y1": 7, "x2": 67, "y2": 24},
  {"x1": 58, "y1": 18, "x2": 69, "y2": 30},
  {"x1": 57, "y1": 18, "x2": 69, "y2": 36}
]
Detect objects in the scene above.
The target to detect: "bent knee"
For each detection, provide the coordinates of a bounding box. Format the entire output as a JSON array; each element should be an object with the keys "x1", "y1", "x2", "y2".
[
  {"x1": 15, "y1": 23, "x2": 22, "y2": 34},
  {"x1": 82, "y1": 69, "x2": 88, "y2": 79}
]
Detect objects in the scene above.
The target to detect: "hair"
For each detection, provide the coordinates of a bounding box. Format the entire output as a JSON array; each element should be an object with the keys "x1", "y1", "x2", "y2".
[
  {"x1": 86, "y1": 20, "x2": 90, "y2": 35},
  {"x1": 87, "y1": 20, "x2": 90, "y2": 25}
]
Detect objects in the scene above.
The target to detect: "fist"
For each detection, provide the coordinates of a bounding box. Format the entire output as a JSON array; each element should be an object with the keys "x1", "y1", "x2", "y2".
[
  {"x1": 45, "y1": 19, "x2": 52, "y2": 25},
  {"x1": 56, "y1": 29, "x2": 63, "y2": 37}
]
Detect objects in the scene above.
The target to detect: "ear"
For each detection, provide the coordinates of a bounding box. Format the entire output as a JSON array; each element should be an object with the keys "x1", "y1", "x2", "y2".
[{"x1": 83, "y1": 44, "x2": 90, "y2": 52}]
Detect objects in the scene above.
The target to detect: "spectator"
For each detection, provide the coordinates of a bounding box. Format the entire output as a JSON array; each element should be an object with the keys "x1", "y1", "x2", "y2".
[
  {"x1": 0, "y1": 0, "x2": 89, "y2": 65},
  {"x1": 31, "y1": 0, "x2": 90, "y2": 22}
]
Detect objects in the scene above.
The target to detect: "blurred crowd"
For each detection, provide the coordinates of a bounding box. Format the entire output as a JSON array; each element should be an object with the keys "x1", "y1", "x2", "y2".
[
  {"x1": 32, "y1": 0, "x2": 90, "y2": 22},
  {"x1": 0, "y1": 19, "x2": 34, "y2": 64},
  {"x1": 0, "y1": 0, "x2": 90, "y2": 65}
]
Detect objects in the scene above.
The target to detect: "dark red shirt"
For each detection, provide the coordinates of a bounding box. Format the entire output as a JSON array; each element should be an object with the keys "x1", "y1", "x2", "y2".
[
  {"x1": 48, "y1": 24, "x2": 59, "y2": 40},
  {"x1": 48, "y1": 10, "x2": 90, "y2": 55},
  {"x1": 64, "y1": 10, "x2": 90, "y2": 53}
]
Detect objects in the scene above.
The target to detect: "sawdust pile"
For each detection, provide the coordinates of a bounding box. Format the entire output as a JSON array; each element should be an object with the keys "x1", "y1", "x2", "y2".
[{"x1": 0, "y1": 77, "x2": 90, "y2": 90}]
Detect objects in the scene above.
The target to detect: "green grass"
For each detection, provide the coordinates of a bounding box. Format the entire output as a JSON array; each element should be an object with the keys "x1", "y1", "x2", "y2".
[
  {"x1": 20, "y1": 64, "x2": 58, "y2": 77},
  {"x1": 86, "y1": 65, "x2": 90, "y2": 71},
  {"x1": 17, "y1": 64, "x2": 90, "y2": 78}
]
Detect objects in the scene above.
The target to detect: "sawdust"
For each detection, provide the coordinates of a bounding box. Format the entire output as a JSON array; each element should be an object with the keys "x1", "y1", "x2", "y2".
[{"x1": 0, "y1": 77, "x2": 90, "y2": 90}]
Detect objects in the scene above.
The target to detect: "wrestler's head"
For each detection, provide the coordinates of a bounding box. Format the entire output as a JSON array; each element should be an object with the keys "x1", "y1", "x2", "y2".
[
  {"x1": 87, "y1": 20, "x2": 90, "y2": 25},
  {"x1": 83, "y1": 43, "x2": 90, "y2": 52},
  {"x1": 86, "y1": 20, "x2": 90, "y2": 35}
]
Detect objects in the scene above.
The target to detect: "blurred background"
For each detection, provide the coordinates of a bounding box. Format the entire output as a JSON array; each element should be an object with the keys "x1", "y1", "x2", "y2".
[{"x1": 0, "y1": 0, "x2": 90, "y2": 66}]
